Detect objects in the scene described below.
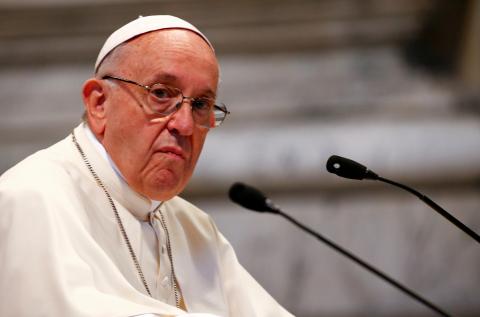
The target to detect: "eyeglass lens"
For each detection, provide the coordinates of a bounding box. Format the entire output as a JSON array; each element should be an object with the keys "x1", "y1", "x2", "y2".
[{"x1": 146, "y1": 84, "x2": 226, "y2": 128}]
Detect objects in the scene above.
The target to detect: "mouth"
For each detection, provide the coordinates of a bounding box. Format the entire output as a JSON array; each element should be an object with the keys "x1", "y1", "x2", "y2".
[{"x1": 156, "y1": 146, "x2": 187, "y2": 160}]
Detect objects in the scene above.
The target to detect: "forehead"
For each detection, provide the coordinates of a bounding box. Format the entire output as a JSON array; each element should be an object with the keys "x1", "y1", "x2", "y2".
[{"x1": 115, "y1": 29, "x2": 219, "y2": 84}]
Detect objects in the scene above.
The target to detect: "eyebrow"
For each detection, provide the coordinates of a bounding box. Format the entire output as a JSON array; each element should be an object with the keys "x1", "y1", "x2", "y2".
[{"x1": 149, "y1": 73, "x2": 178, "y2": 84}]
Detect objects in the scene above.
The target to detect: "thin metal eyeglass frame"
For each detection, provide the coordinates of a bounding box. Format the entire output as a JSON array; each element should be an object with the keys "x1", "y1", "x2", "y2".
[{"x1": 102, "y1": 75, "x2": 230, "y2": 127}]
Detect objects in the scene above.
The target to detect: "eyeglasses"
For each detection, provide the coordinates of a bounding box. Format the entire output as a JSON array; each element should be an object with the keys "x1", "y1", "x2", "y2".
[{"x1": 102, "y1": 75, "x2": 230, "y2": 128}]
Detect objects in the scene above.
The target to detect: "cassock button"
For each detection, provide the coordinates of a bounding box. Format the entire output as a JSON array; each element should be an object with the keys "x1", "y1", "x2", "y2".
[
  {"x1": 161, "y1": 276, "x2": 170, "y2": 287},
  {"x1": 161, "y1": 245, "x2": 166, "y2": 254}
]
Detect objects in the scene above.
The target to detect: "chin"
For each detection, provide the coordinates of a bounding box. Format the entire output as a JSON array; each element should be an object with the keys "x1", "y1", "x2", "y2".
[
  {"x1": 137, "y1": 167, "x2": 190, "y2": 200},
  {"x1": 141, "y1": 185, "x2": 178, "y2": 201},
  {"x1": 145, "y1": 177, "x2": 184, "y2": 201}
]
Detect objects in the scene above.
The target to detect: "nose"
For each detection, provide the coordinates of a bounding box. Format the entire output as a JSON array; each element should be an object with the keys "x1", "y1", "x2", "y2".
[{"x1": 166, "y1": 101, "x2": 195, "y2": 136}]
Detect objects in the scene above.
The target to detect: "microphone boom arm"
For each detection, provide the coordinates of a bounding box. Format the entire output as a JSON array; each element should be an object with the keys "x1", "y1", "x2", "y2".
[
  {"x1": 229, "y1": 182, "x2": 451, "y2": 316},
  {"x1": 327, "y1": 155, "x2": 480, "y2": 244},
  {"x1": 377, "y1": 176, "x2": 480, "y2": 244},
  {"x1": 271, "y1": 207, "x2": 451, "y2": 317}
]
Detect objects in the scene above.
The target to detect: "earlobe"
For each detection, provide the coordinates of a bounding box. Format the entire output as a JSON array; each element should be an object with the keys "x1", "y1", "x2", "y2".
[{"x1": 82, "y1": 78, "x2": 107, "y2": 135}]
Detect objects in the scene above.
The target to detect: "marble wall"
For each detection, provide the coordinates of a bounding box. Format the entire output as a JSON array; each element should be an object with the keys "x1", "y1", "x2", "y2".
[{"x1": 1, "y1": 1, "x2": 479, "y2": 316}]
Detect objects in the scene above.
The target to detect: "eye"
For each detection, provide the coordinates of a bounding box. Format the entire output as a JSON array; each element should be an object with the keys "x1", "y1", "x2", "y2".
[
  {"x1": 151, "y1": 87, "x2": 172, "y2": 100},
  {"x1": 191, "y1": 98, "x2": 213, "y2": 112},
  {"x1": 149, "y1": 84, "x2": 181, "y2": 101}
]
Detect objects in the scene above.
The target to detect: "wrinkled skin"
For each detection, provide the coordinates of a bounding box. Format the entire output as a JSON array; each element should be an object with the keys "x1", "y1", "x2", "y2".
[{"x1": 82, "y1": 29, "x2": 219, "y2": 201}]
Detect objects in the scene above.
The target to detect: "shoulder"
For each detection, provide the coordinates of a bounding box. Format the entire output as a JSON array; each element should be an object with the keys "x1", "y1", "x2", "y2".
[
  {"x1": 0, "y1": 134, "x2": 84, "y2": 217},
  {"x1": 164, "y1": 196, "x2": 207, "y2": 215},
  {"x1": 163, "y1": 196, "x2": 220, "y2": 237},
  {"x1": 1, "y1": 135, "x2": 78, "y2": 190},
  {"x1": 163, "y1": 196, "x2": 212, "y2": 222}
]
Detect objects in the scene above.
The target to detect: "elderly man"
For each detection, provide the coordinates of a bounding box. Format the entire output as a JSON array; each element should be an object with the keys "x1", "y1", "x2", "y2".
[{"x1": 0, "y1": 15, "x2": 293, "y2": 317}]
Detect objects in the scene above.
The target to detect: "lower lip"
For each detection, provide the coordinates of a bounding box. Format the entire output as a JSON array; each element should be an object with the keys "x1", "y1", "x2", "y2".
[{"x1": 160, "y1": 151, "x2": 185, "y2": 161}]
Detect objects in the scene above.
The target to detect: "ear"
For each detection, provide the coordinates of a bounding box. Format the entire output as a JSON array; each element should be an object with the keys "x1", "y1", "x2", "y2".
[{"x1": 82, "y1": 78, "x2": 108, "y2": 137}]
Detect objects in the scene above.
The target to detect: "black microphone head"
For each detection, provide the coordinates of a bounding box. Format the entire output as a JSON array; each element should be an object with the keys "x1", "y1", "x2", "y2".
[
  {"x1": 229, "y1": 182, "x2": 277, "y2": 213},
  {"x1": 326, "y1": 155, "x2": 378, "y2": 180}
]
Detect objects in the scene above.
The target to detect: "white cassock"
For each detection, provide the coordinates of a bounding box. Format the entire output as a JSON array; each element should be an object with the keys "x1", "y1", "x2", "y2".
[{"x1": 0, "y1": 123, "x2": 294, "y2": 317}]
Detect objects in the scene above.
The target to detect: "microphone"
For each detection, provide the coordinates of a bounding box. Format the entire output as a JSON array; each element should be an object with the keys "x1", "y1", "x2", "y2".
[
  {"x1": 326, "y1": 155, "x2": 480, "y2": 244},
  {"x1": 228, "y1": 182, "x2": 279, "y2": 213},
  {"x1": 229, "y1": 182, "x2": 451, "y2": 317},
  {"x1": 326, "y1": 155, "x2": 378, "y2": 180}
]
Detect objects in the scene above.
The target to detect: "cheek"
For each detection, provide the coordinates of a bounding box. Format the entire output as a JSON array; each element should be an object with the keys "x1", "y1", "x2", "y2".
[
  {"x1": 106, "y1": 107, "x2": 166, "y2": 172},
  {"x1": 209, "y1": 112, "x2": 215, "y2": 128},
  {"x1": 110, "y1": 120, "x2": 144, "y2": 157},
  {"x1": 189, "y1": 130, "x2": 208, "y2": 166}
]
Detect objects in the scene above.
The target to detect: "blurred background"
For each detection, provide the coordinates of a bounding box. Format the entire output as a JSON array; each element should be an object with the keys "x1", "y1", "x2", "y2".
[{"x1": 1, "y1": 0, "x2": 479, "y2": 316}]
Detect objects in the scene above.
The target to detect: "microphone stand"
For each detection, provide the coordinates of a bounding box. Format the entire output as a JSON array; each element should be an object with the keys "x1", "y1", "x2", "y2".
[
  {"x1": 377, "y1": 176, "x2": 480, "y2": 244},
  {"x1": 266, "y1": 203, "x2": 451, "y2": 317},
  {"x1": 326, "y1": 155, "x2": 480, "y2": 245},
  {"x1": 230, "y1": 182, "x2": 452, "y2": 316}
]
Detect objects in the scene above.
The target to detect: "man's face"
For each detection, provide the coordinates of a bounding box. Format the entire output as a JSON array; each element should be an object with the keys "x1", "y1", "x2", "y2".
[{"x1": 94, "y1": 30, "x2": 219, "y2": 201}]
